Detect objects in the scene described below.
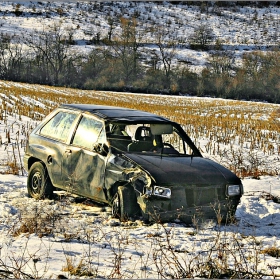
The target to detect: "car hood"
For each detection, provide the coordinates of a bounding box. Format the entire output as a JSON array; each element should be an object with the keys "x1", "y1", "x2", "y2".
[{"x1": 124, "y1": 153, "x2": 241, "y2": 186}]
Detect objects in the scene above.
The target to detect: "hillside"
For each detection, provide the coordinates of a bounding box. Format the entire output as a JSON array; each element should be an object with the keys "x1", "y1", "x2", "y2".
[
  {"x1": 2, "y1": 1, "x2": 280, "y2": 50},
  {"x1": 0, "y1": 1, "x2": 279, "y2": 101}
]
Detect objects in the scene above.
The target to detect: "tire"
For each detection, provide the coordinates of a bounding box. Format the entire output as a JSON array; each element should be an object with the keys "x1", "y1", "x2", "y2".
[
  {"x1": 111, "y1": 186, "x2": 140, "y2": 222},
  {"x1": 27, "y1": 162, "x2": 54, "y2": 199}
]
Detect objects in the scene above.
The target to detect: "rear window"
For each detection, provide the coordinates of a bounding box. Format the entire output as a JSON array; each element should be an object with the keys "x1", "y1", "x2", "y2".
[{"x1": 40, "y1": 111, "x2": 78, "y2": 142}]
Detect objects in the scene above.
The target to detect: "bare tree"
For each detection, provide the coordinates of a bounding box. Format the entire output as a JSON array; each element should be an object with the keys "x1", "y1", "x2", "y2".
[
  {"x1": 81, "y1": 47, "x2": 109, "y2": 83},
  {"x1": 152, "y1": 26, "x2": 179, "y2": 91},
  {"x1": 0, "y1": 34, "x2": 24, "y2": 81},
  {"x1": 207, "y1": 51, "x2": 235, "y2": 76},
  {"x1": 110, "y1": 17, "x2": 143, "y2": 85},
  {"x1": 24, "y1": 23, "x2": 73, "y2": 85},
  {"x1": 107, "y1": 16, "x2": 116, "y2": 43},
  {"x1": 0, "y1": 34, "x2": 11, "y2": 78},
  {"x1": 189, "y1": 24, "x2": 215, "y2": 50}
]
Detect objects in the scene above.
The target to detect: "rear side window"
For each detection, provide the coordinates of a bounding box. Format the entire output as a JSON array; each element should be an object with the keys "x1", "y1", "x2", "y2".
[
  {"x1": 40, "y1": 111, "x2": 77, "y2": 142},
  {"x1": 72, "y1": 116, "x2": 105, "y2": 150}
]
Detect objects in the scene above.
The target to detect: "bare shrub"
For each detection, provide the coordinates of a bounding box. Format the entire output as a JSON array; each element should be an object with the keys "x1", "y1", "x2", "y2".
[
  {"x1": 261, "y1": 246, "x2": 280, "y2": 258},
  {"x1": 0, "y1": 237, "x2": 50, "y2": 279},
  {"x1": 62, "y1": 257, "x2": 95, "y2": 277},
  {"x1": 9, "y1": 202, "x2": 63, "y2": 237}
]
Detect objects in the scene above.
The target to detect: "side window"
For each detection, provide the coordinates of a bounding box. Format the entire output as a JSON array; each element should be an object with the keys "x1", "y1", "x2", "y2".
[
  {"x1": 40, "y1": 111, "x2": 77, "y2": 142},
  {"x1": 72, "y1": 116, "x2": 105, "y2": 150}
]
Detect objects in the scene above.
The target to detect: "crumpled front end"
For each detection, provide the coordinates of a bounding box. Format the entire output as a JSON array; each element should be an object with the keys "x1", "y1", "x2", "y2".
[
  {"x1": 105, "y1": 153, "x2": 154, "y2": 202},
  {"x1": 137, "y1": 184, "x2": 242, "y2": 224},
  {"x1": 106, "y1": 153, "x2": 243, "y2": 224}
]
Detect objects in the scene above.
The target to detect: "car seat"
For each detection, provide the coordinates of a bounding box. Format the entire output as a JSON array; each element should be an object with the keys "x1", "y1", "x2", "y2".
[
  {"x1": 127, "y1": 126, "x2": 154, "y2": 152},
  {"x1": 107, "y1": 125, "x2": 132, "y2": 151}
]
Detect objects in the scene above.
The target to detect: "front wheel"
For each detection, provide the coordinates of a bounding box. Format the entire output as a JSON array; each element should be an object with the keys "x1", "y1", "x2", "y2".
[
  {"x1": 27, "y1": 162, "x2": 54, "y2": 199},
  {"x1": 111, "y1": 186, "x2": 140, "y2": 221}
]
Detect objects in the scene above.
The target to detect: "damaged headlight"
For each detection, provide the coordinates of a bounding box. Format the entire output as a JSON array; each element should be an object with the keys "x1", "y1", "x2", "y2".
[
  {"x1": 153, "y1": 186, "x2": 171, "y2": 198},
  {"x1": 227, "y1": 184, "x2": 243, "y2": 196},
  {"x1": 144, "y1": 186, "x2": 171, "y2": 198}
]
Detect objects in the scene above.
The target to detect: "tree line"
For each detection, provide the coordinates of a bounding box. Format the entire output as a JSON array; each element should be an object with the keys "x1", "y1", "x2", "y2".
[{"x1": 0, "y1": 18, "x2": 279, "y2": 103}]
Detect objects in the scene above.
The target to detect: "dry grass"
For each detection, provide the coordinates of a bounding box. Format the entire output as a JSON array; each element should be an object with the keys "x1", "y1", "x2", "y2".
[
  {"x1": 261, "y1": 247, "x2": 280, "y2": 258},
  {"x1": 62, "y1": 257, "x2": 95, "y2": 277},
  {"x1": 0, "y1": 80, "x2": 279, "y2": 177}
]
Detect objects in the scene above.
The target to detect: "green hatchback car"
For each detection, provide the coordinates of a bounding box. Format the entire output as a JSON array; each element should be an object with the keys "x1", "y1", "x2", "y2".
[{"x1": 24, "y1": 104, "x2": 243, "y2": 224}]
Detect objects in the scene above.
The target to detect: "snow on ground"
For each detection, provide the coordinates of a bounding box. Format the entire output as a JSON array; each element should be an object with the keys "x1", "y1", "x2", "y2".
[
  {"x1": 0, "y1": 174, "x2": 280, "y2": 278},
  {"x1": 0, "y1": 88, "x2": 280, "y2": 278}
]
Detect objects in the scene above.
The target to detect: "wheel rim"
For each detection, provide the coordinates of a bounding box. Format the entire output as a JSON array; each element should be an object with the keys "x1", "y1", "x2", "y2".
[
  {"x1": 31, "y1": 171, "x2": 42, "y2": 194},
  {"x1": 112, "y1": 194, "x2": 120, "y2": 218}
]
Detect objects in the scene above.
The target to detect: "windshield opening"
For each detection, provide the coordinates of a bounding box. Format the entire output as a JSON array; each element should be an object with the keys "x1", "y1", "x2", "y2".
[{"x1": 107, "y1": 123, "x2": 196, "y2": 156}]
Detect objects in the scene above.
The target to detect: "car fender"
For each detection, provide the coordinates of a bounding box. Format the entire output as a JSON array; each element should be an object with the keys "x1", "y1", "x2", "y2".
[{"x1": 105, "y1": 152, "x2": 154, "y2": 203}]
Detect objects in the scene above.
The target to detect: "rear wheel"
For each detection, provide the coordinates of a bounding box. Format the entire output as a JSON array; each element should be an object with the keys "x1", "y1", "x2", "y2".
[
  {"x1": 111, "y1": 186, "x2": 140, "y2": 221},
  {"x1": 27, "y1": 162, "x2": 54, "y2": 199}
]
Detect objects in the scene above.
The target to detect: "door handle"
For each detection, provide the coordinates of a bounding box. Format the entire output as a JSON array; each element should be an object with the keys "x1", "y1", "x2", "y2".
[{"x1": 65, "y1": 149, "x2": 72, "y2": 154}]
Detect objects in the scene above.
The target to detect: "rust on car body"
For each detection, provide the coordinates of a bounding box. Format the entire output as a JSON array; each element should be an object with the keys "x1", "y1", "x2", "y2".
[{"x1": 24, "y1": 104, "x2": 243, "y2": 224}]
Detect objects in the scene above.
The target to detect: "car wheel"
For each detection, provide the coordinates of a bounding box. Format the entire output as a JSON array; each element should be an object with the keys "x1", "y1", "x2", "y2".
[
  {"x1": 111, "y1": 186, "x2": 140, "y2": 221},
  {"x1": 27, "y1": 162, "x2": 54, "y2": 199}
]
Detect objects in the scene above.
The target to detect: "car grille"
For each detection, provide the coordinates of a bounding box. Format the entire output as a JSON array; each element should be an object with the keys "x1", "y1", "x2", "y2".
[{"x1": 171, "y1": 185, "x2": 225, "y2": 209}]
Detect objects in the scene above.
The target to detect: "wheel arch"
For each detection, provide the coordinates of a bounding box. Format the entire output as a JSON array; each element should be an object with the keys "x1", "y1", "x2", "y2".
[
  {"x1": 111, "y1": 184, "x2": 141, "y2": 221},
  {"x1": 27, "y1": 157, "x2": 44, "y2": 170},
  {"x1": 27, "y1": 157, "x2": 54, "y2": 185},
  {"x1": 109, "y1": 180, "x2": 133, "y2": 205}
]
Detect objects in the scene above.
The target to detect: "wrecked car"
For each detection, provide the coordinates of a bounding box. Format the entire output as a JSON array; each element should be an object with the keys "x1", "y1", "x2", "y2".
[{"x1": 24, "y1": 104, "x2": 243, "y2": 224}]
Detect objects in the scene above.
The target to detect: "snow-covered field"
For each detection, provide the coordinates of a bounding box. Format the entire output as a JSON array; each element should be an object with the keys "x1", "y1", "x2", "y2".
[
  {"x1": 0, "y1": 81, "x2": 280, "y2": 278},
  {"x1": 0, "y1": 174, "x2": 280, "y2": 278}
]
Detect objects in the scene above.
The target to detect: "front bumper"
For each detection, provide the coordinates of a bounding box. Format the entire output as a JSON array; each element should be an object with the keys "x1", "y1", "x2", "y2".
[{"x1": 138, "y1": 195, "x2": 240, "y2": 224}]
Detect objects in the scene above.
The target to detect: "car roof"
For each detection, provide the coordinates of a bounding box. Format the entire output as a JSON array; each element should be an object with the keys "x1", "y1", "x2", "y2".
[{"x1": 60, "y1": 104, "x2": 172, "y2": 123}]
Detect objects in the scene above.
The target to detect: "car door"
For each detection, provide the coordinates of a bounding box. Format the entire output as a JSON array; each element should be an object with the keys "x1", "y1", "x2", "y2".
[
  {"x1": 39, "y1": 110, "x2": 79, "y2": 188},
  {"x1": 62, "y1": 114, "x2": 108, "y2": 202}
]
